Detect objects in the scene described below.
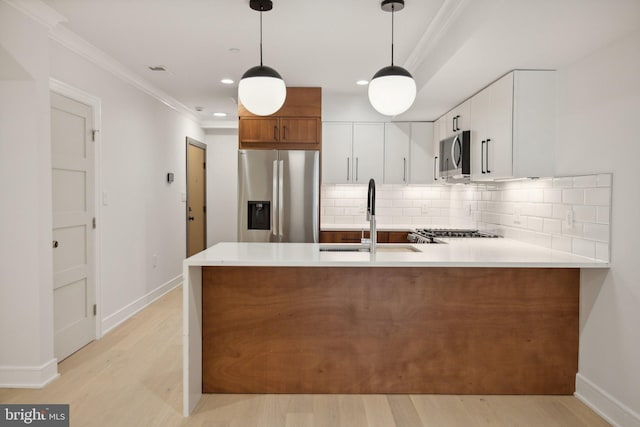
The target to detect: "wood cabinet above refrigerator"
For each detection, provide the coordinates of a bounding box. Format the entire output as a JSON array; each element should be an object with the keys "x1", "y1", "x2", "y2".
[{"x1": 239, "y1": 87, "x2": 321, "y2": 150}]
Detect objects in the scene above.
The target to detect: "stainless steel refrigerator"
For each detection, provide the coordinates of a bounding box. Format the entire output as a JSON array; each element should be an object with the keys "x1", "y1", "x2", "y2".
[{"x1": 238, "y1": 149, "x2": 319, "y2": 243}]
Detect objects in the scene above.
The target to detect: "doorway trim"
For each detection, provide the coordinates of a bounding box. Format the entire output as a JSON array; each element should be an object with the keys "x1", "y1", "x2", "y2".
[
  {"x1": 49, "y1": 78, "x2": 103, "y2": 340},
  {"x1": 186, "y1": 137, "x2": 207, "y2": 257}
]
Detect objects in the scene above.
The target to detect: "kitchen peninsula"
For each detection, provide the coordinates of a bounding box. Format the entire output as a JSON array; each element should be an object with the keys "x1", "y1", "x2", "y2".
[{"x1": 182, "y1": 241, "x2": 609, "y2": 416}]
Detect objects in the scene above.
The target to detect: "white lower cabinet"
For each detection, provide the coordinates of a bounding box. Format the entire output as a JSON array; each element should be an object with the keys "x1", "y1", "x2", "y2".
[
  {"x1": 470, "y1": 70, "x2": 556, "y2": 180},
  {"x1": 322, "y1": 122, "x2": 384, "y2": 184}
]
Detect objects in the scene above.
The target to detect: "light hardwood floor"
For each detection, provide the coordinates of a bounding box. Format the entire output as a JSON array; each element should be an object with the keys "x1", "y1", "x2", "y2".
[{"x1": 0, "y1": 286, "x2": 610, "y2": 427}]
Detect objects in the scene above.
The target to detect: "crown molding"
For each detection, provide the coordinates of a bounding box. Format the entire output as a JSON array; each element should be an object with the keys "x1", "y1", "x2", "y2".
[
  {"x1": 48, "y1": 25, "x2": 200, "y2": 123},
  {"x1": 3, "y1": 0, "x2": 67, "y2": 29},
  {"x1": 5, "y1": 0, "x2": 200, "y2": 124},
  {"x1": 404, "y1": 0, "x2": 470, "y2": 73}
]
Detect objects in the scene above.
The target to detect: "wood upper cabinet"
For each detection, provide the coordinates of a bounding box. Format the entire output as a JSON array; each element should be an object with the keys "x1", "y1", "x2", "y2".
[
  {"x1": 238, "y1": 117, "x2": 279, "y2": 143},
  {"x1": 239, "y1": 87, "x2": 321, "y2": 150},
  {"x1": 279, "y1": 118, "x2": 318, "y2": 144}
]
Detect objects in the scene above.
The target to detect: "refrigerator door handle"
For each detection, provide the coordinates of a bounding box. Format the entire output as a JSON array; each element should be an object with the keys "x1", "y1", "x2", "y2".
[
  {"x1": 278, "y1": 160, "x2": 284, "y2": 239},
  {"x1": 272, "y1": 160, "x2": 278, "y2": 236}
]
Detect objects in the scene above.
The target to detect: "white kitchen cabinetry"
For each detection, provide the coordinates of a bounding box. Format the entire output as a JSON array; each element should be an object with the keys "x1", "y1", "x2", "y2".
[
  {"x1": 409, "y1": 122, "x2": 435, "y2": 184},
  {"x1": 445, "y1": 99, "x2": 471, "y2": 135},
  {"x1": 322, "y1": 122, "x2": 384, "y2": 184},
  {"x1": 322, "y1": 122, "x2": 353, "y2": 184},
  {"x1": 384, "y1": 123, "x2": 410, "y2": 184},
  {"x1": 470, "y1": 70, "x2": 556, "y2": 180},
  {"x1": 435, "y1": 115, "x2": 449, "y2": 143},
  {"x1": 353, "y1": 123, "x2": 384, "y2": 184}
]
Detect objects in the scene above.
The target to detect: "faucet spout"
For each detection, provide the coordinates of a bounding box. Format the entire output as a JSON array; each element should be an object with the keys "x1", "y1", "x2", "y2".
[{"x1": 367, "y1": 179, "x2": 376, "y2": 253}]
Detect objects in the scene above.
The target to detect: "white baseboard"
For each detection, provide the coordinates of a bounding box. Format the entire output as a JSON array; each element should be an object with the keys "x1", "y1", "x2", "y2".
[
  {"x1": 102, "y1": 275, "x2": 182, "y2": 335},
  {"x1": 575, "y1": 373, "x2": 640, "y2": 427},
  {"x1": 0, "y1": 358, "x2": 59, "y2": 388}
]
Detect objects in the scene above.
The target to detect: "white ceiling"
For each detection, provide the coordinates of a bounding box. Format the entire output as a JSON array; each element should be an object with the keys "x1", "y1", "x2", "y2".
[{"x1": 40, "y1": 0, "x2": 640, "y2": 122}]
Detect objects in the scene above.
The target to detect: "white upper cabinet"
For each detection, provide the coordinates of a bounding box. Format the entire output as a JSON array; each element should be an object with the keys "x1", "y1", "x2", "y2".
[
  {"x1": 470, "y1": 70, "x2": 556, "y2": 180},
  {"x1": 409, "y1": 122, "x2": 435, "y2": 184},
  {"x1": 353, "y1": 123, "x2": 384, "y2": 184},
  {"x1": 322, "y1": 122, "x2": 353, "y2": 184},
  {"x1": 384, "y1": 123, "x2": 410, "y2": 184},
  {"x1": 323, "y1": 121, "x2": 433, "y2": 186},
  {"x1": 445, "y1": 99, "x2": 472, "y2": 135},
  {"x1": 436, "y1": 115, "x2": 449, "y2": 143},
  {"x1": 322, "y1": 122, "x2": 384, "y2": 185}
]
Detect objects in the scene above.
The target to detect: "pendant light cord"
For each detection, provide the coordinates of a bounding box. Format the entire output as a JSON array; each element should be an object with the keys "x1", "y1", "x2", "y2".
[
  {"x1": 259, "y1": 10, "x2": 263, "y2": 67},
  {"x1": 391, "y1": 3, "x2": 395, "y2": 66}
]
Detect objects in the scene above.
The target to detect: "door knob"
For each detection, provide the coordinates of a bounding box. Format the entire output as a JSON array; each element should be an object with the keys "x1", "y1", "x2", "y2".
[
  {"x1": 52, "y1": 240, "x2": 59, "y2": 248},
  {"x1": 188, "y1": 216, "x2": 195, "y2": 221}
]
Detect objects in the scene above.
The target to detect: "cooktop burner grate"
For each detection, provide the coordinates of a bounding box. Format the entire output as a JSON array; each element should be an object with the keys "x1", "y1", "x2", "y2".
[{"x1": 408, "y1": 228, "x2": 502, "y2": 243}]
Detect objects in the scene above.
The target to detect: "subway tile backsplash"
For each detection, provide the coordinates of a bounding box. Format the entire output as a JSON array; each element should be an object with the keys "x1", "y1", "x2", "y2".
[{"x1": 321, "y1": 173, "x2": 612, "y2": 261}]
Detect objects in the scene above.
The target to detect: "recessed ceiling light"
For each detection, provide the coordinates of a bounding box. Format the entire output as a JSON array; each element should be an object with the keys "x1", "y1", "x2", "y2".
[
  {"x1": 221, "y1": 78, "x2": 234, "y2": 85},
  {"x1": 148, "y1": 65, "x2": 167, "y2": 72},
  {"x1": 213, "y1": 112, "x2": 227, "y2": 117},
  {"x1": 356, "y1": 80, "x2": 369, "y2": 86}
]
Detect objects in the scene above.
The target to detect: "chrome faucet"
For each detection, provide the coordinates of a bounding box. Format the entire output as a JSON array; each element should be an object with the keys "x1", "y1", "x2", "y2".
[{"x1": 365, "y1": 178, "x2": 376, "y2": 253}]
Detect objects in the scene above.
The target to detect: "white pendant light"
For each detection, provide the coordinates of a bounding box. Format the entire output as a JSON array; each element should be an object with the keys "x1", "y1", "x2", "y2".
[
  {"x1": 368, "y1": 0, "x2": 416, "y2": 116},
  {"x1": 238, "y1": 0, "x2": 286, "y2": 116}
]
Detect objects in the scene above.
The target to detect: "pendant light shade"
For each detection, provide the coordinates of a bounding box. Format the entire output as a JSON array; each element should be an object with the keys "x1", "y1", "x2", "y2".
[
  {"x1": 368, "y1": 0, "x2": 416, "y2": 116},
  {"x1": 238, "y1": 65, "x2": 286, "y2": 116},
  {"x1": 238, "y1": 0, "x2": 286, "y2": 116}
]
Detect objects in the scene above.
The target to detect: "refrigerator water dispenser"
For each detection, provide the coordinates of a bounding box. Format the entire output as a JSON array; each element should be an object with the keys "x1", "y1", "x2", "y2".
[{"x1": 248, "y1": 201, "x2": 270, "y2": 230}]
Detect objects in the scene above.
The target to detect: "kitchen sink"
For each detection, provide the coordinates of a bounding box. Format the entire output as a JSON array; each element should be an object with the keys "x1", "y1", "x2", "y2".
[{"x1": 318, "y1": 244, "x2": 422, "y2": 253}]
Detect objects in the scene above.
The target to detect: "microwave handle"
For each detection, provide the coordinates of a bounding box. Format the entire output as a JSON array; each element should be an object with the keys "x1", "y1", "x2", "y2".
[{"x1": 450, "y1": 135, "x2": 460, "y2": 169}]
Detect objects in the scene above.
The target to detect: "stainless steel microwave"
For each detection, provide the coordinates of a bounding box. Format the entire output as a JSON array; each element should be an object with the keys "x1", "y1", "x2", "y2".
[{"x1": 439, "y1": 130, "x2": 471, "y2": 179}]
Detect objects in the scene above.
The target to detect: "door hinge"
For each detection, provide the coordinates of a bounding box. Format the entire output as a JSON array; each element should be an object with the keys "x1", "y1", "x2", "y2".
[
  {"x1": 92, "y1": 217, "x2": 96, "y2": 229},
  {"x1": 93, "y1": 304, "x2": 97, "y2": 316},
  {"x1": 203, "y1": 162, "x2": 206, "y2": 170},
  {"x1": 91, "y1": 129, "x2": 98, "y2": 142},
  {"x1": 203, "y1": 205, "x2": 206, "y2": 213}
]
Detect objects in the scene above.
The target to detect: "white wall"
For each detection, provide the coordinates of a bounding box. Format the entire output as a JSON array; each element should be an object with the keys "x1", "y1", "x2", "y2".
[
  {"x1": 555, "y1": 29, "x2": 640, "y2": 425},
  {"x1": 204, "y1": 129, "x2": 238, "y2": 245},
  {"x1": 0, "y1": 2, "x2": 57, "y2": 385},
  {"x1": 0, "y1": 2, "x2": 203, "y2": 386},
  {"x1": 322, "y1": 93, "x2": 390, "y2": 122},
  {"x1": 49, "y1": 42, "x2": 204, "y2": 331}
]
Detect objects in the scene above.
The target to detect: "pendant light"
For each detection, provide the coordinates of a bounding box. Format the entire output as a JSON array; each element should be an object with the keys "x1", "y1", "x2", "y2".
[
  {"x1": 238, "y1": 0, "x2": 286, "y2": 116},
  {"x1": 368, "y1": 0, "x2": 416, "y2": 116}
]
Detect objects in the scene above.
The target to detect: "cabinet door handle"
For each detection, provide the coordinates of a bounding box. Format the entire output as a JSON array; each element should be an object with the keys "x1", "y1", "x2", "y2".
[
  {"x1": 403, "y1": 157, "x2": 407, "y2": 183},
  {"x1": 283, "y1": 125, "x2": 287, "y2": 140},
  {"x1": 433, "y1": 156, "x2": 438, "y2": 181},
  {"x1": 481, "y1": 140, "x2": 486, "y2": 174},
  {"x1": 486, "y1": 138, "x2": 491, "y2": 173},
  {"x1": 356, "y1": 157, "x2": 359, "y2": 182},
  {"x1": 346, "y1": 158, "x2": 350, "y2": 181},
  {"x1": 273, "y1": 126, "x2": 278, "y2": 140},
  {"x1": 452, "y1": 116, "x2": 456, "y2": 132}
]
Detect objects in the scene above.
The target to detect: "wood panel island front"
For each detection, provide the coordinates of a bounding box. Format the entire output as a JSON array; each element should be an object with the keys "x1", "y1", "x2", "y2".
[{"x1": 182, "y1": 241, "x2": 609, "y2": 416}]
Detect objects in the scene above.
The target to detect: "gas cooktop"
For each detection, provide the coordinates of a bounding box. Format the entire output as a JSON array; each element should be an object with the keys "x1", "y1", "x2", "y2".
[{"x1": 408, "y1": 228, "x2": 502, "y2": 244}]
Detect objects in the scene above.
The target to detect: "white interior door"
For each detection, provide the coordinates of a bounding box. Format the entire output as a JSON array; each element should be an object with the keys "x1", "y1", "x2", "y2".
[{"x1": 51, "y1": 92, "x2": 96, "y2": 361}]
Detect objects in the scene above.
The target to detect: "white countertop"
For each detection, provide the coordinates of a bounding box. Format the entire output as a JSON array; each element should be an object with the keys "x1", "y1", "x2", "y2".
[{"x1": 185, "y1": 240, "x2": 609, "y2": 268}]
